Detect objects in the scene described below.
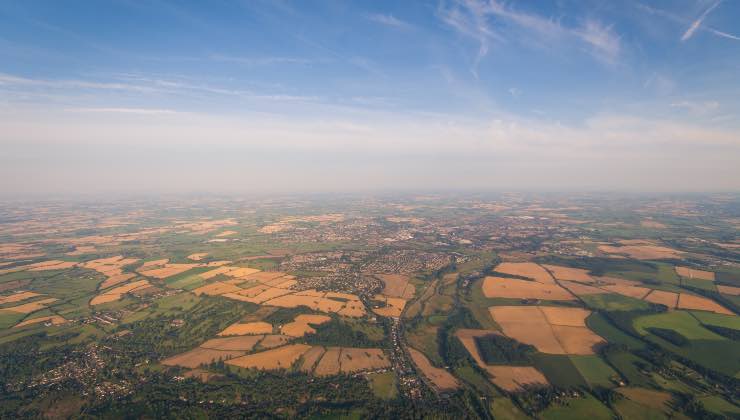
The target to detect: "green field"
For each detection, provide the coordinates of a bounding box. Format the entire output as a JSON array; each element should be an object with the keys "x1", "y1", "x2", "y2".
[
  {"x1": 533, "y1": 354, "x2": 587, "y2": 388},
  {"x1": 569, "y1": 355, "x2": 618, "y2": 388},
  {"x1": 490, "y1": 397, "x2": 530, "y2": 420},
  {"x1": 540, "y1": 393, "x2": 613, "y2": 420},
  {"x1": 633, "y1": 311, "x2": 725, "y2": 340},
  {"x1": 367, "y1": 372, "x2": 398, "y2": 400},
  {"x1": 690, "y1": 311, "x2": 740, "y2": 329},
  {"x1": 580, "y1": 293, "x2": 651, "y2": 311},
  {"x1": 586, "y1": 312, "x2": 646, "y2": 349}
]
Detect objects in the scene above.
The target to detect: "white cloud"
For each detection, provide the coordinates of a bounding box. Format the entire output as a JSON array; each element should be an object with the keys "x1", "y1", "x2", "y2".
[{"x1": 670, "y1": 100, "x2": 719, "y2": 115}]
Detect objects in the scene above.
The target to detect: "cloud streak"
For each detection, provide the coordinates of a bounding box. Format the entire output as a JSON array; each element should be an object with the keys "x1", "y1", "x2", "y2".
[{"x1": 681, "y1": 1, "x2": 722, "y2": 41}]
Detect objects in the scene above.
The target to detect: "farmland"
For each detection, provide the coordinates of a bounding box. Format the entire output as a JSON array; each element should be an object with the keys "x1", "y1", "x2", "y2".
[{"x1": 0, "y1": 193, "x2": 738, "y2": 419}]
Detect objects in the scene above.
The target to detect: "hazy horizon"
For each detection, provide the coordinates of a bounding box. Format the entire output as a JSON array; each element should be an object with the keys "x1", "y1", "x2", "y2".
[{"x1": 1, "y1": 1, "x2": 739, "y2": 194}]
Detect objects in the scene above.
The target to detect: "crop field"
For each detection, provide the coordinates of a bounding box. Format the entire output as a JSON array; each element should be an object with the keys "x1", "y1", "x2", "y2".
[
  {"x1": 643, "y1": 290, "x2": 678, "y2": 307},
  {"x1": 280, "y1": 314, "x2": 331, "y2": 337},
  {"x1": 161, "y1": 347, "x2": 246, "y2": 368},
  {"x1": 408, "y1": 347, "x2": 459, "y2": 391},
  {"x1": 218, "y1": 321, "x2": 273, "y2": 336},
  {"x1": 598, "y1": 243, "x2": 683, "y2": 260},
  {"x1": 372, "y1": 295, "x2": 406, "y2": 317},
  {"x1": 299, "y1": 345, "x2": 326, "y2": 372},
  {"x1": 13, "y1": 315, "x2": 67, "y2": 328},
  {"x1": 494, "y1": 262, "x2": 554, "y2": 283},
  {"x1": 540, "y1": 392, "x2": 614, "y2": 420},
  {"x1": 489, "y1": 306, "x2": 604, "y2": 354},
  {"x1": 675, "y1": 266, "x2": 714, "y2": 281},
  {"x1": 486, "y1": 366, "x2": 548, "y2": 392},
  {"x1": 199, "y1": 336, "x2": 263, "y2": 351},
  {"x1": 542, "y1": 264, "x2": 594, "y2": 282},
  {"x1": 376, "y1": 274, "x2": 415, "y2": 298},
  {"x1": 226, "y1": 344, "x2": 311, "y2": 370},
  {"x1": 677, "y1": 293, "x2": 733, "y2": 315},
  {"x1": 481, "y1": 277, "x2": 575, "y2": 301}
]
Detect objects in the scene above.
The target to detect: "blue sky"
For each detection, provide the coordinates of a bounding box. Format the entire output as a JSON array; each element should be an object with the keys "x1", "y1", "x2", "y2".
[{"x1": 0, "y1": 0, "x2": 739, "y2": 194}]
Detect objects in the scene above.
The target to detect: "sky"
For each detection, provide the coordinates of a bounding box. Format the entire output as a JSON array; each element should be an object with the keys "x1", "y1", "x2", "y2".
[{"x1": 0, "y1": 0, "x2": 739, "y2": 195}]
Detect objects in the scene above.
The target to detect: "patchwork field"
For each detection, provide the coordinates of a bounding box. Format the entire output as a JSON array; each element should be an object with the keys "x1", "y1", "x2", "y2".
[
  {"x1": 226, "y1": 344, "x2": 312, "y2": 370},
  {"x1": 13, "y1": 315, "x2": 67, "y2": 328},
  {"x1": 481, "y1": 277, "x2": 574, "y2": 301},
  {"x1": 489, "y1": 306, "x2": 605, "y2": 354}
]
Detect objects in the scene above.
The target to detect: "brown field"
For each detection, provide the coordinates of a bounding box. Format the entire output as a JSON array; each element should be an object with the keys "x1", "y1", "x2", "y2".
[
  {"x1": 1, "y1": 297, "x2": 58, "y2": 313},
  {"x1": 377, "y1": 274, "x2": 416, "y2": 298},
  {"x1": 161, "y1": 348, "x2": 246, "y2": 368},
  {"x1": 495, "y1": 262, "x2": 554, "y2": 283},
  {"x1": 99, "y1": 273, "x2": 136, "y2": 290},
  {"x1": 89, "y1": 294, "x2": 123, "y2": 305},
  {"x1": 13, "y1": 315, "x2": 67, "y2": 328},
  {"x1": 258, "y1": 334, "x2": 292, "y2": 349},
  {"x1": 408, "y1": 347, "x2": 459, "y2": 391},
  {"x1": 602, "y1": 285, "x2": 652, "y2": 299},
  {"x1": 218, "y1": 321, "x2": 273, "y2": 336},
  {"x1": 215, "y1": 230, "x2": 237, "y2": 237},
  {"x1": 617, "y1": 387, "x2": 673, "y2": 411},
  {"x1": 299, "y1": 346, "x2": 326, "y2": 372},
  {"x1": 140, "y1": 258, "x2": 169, "y2": 268},
  {"x1": 0, "y1": 291, "x2": 40, "y2": 305},
  {"x1": 372, "y1": 295, "x2": 407, "y2": 317},
  {"x1": 274, "y1": 279, "x2": 298, "y2": 289},
  {"x1": 640, "y1": 220, "x2": 666, "y2": 229},
  {"x1": 29, "y1": 261, "x2": 78, "y2": 271},
  {"x1": 674, "y1": 266, "x2": 715, "y2": 281},
  {"x1": 139, "y1": 263, "x2": 197, "y2": 279},
  {"x1": 481, "y1": 277, "x2": 574, "y2": 301},
  {"x1": 226, "y1": 344, "x2": 312, "y2": 370},
  {"x1": 542, "y1": 265, "x2": 593, "y2": 282},
  {"x1": 677, "y1": 294, "x2": 733, "y2": 315},
  {"x1": 560, "y1": 280, "x2": 607, "y2": 296},
  {"x1": 242, "y1": 271, "x2": 287, "y2": 282},
  {"x1": 551, "y1": 325, "x2": 605, "y2": 354},
  {"x1": 107, "y1": 279, "x2": 150, "y2": 295},
  {"x1": 539, "y1": 306, "x2": 591, "y2": 326},
  {"x1": 221, "y1": 293, "x2": 259, "y2": 303},
  {"x1": 489, "y1": 306, "x2": 604, "y2": 354},
  {"x1": 66, "y1": 245, "x2": 96, "y2": 256},
  {"x1": 187, "y1": 253, "x2": 208, "y2": 261},
  {"x1": 192, "y1": 281, "x2": 242, "y2": 296},
  {"x1": 717, "y1": 285, "x2": 740, "y2": 296},
  {"x1": 338, "y1": 302, "x2": 366, "y2": 317},
  {"x1": 314, "y1": 347, "x2": 342, "y2": 376},
  {"x1": 339, "y1": 348, "x2": 390, "y2": 373},
  {"x1": 199, "y1": 336, "x2": 263, "y2": 351},
  {"x1": 295, "y1": 289, "x2": 325, "y2": 297},
  {"x1": 237, "y1": 284, "x2": 272, "y2": 297},
  {"x1": 455, "y1": 329, "x2": 500, "y2": 368},
  {"x1": 487, "y1": 366, "x2": 548, "y2": 392},
  {"x1": 643, "y1": 290, "x2": 678, "y2": 308},
  {"x1": 199, "y1": 266, "x2": 234, "y2": 280},
  {"x1": 228, "y1": 267, "x2": 261, "y2": 278},
  {"x1": 598, "y1": 244, "x2": 683, "y2": 260},
  {"x1": 250, "y1": 287, "x2": 294, "y2": 303},
  {"x1": 182, "y1": 369, "x2": 220, "y2": 383},
  {"x1": 281, "y1": 314, "x2": 331, "y2": 337}
]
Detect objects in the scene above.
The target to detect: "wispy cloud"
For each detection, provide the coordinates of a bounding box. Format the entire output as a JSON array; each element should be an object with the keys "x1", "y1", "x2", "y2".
[
  {"x1": 681, "y1": 1, "x2": 722, "y2": 42},
  {"x1": 670, "y1": 100, "x2": 720, "y2": 115},
  {"x1": 65, "y1": 107, "x2": 179, "y2": 115},
  {"x1": 209, "y1": 54, "x2": 312, "y2": 66},
  {"x1": 438, "y1": 0, "x2": 621, "y2": 74},
  {"x1": 366, "y1": 13, "x2": 412, "y2": 29}
]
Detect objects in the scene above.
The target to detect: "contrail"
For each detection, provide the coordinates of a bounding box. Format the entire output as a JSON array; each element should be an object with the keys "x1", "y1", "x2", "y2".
[{"x1": 681, "y1": 0, "x2": 721, "y2": 41}]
